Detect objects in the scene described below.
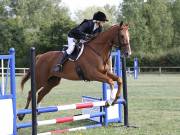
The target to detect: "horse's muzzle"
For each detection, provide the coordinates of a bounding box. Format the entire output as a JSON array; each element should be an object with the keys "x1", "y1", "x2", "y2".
[
  {"x1": 124, "y1": 44, "x2": 132, "y2": 57},
  {"x1": 125, "y1": 51, "x2": 131, "y2": 57}
]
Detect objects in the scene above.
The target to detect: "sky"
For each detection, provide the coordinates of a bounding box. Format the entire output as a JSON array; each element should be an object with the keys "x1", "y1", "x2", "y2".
[{"x1": 61, "y1": 0, "x2": 121, "y2": 13}]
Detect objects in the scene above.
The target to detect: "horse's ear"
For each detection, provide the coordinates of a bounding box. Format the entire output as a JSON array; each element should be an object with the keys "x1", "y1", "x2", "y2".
[
  {"x1": 125, "y1": 23, "x2": 129, "y2": 28},
  {"x1": 120, "y1": 21, "x2": 123, "y2": 27}
]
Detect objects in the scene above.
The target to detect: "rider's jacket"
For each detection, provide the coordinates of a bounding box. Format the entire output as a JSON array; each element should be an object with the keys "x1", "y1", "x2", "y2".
[{"x1": 68, "y1": 19, "x2": 102, "y2": 40}]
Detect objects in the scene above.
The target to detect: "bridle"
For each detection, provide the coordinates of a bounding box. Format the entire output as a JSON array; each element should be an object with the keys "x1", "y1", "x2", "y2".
[
  {"x1": 113, "y1": 25, "x2": 129, "y2": 50},
  {"x1": 117, "y1": 26, "x2": 122, "y2": 50}
]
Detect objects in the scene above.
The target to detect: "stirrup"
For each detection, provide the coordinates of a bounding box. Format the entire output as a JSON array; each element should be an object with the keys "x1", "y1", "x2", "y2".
[{"x1": 57, "y1": 64, "x2": 63, "y2": 72}]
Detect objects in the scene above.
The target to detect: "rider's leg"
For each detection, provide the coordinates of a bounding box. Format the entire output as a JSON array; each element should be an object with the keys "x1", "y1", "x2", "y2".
[
  {"x1": 57, "y1": 51, "x2": 68, "y2": 72},
  {"x1": 57, "y1": 37, "x2": 75, "y2": 72},
  {"x1": 66, "y1": 37, "x2": 76, "y2": 54}
]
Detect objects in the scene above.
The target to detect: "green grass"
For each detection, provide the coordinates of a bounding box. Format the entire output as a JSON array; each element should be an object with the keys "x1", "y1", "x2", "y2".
[{"x1": 16, "y1": 74, "x2": 180, "y2": 135}]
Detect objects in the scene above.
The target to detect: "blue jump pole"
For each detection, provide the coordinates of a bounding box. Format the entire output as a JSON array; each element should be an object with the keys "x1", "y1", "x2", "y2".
[
  {"x1": 9, "y1": 48, "x2": 17, "y2": 135},
  {"x1": 0, "y1": 48, "x2": 16, "y2": 135}
]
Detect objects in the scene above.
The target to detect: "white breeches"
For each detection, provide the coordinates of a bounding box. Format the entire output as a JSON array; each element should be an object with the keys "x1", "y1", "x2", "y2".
[
  {"x1": 66, "y1": 37, "x2": 76, "y2": 55},
  {"x1": 66, "y1": 37, "x2": 86, "y2": 55}
]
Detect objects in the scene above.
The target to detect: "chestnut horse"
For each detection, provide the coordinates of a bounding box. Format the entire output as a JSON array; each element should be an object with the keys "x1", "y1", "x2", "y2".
[{"x1": 18, "y1": 22, "x2": 131, "y2": 120}]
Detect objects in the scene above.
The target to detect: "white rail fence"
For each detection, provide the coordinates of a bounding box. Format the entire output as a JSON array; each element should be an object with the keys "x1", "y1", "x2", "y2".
[
  {"x1": 0, "y1": 68, "x2": 28, "y2": 76},
  {"x1": 128, "y1": 67, "x2": 180, "y2": 74},
  {"x1": 1, "y1": 67, "x2": 180, "y2": 76}
]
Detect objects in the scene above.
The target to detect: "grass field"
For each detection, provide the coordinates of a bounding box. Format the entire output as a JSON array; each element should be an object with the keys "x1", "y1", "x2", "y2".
[{"x1": 16, "y1": 74, "x2": 180, "y2": 135}]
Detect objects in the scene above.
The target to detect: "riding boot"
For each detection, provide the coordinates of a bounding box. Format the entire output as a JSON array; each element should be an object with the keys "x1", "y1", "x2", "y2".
[{"x1": 57, "y1": 51, "x2": 68, "y2": 72}]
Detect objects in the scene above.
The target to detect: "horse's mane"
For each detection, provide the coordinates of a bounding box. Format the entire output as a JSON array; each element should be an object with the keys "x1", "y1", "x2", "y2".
[{"x1": 85, "y1": 24, "x2": 119, "y2": 44}]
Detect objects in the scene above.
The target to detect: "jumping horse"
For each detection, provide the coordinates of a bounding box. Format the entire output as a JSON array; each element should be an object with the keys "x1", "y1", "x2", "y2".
[{"x1": 18, "y1": 21, "x2": 131, "y2": 121}]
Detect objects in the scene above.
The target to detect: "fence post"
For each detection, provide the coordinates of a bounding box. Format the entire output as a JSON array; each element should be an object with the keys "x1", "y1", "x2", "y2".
[
  {"x1": 134, "y1": 58, "x2": 138, "y2": 79},
  {"x1": 121, "y1": 56, "x2": 129, "y2": 127},
  {"x1": 31, "y1": 47, "x2": 37, "y2": 135},
  {"x1": 159, "y1": 67, "x2": 161, "y2": 75}
]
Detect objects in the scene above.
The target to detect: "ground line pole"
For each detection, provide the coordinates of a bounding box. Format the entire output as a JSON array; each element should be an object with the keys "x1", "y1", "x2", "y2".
[
  {"x1": 31, "y1": 47, "x2": 37, "y2": 135},
  {"x1": 121, "y1": 56, "x2": 129, "y2": 127}
]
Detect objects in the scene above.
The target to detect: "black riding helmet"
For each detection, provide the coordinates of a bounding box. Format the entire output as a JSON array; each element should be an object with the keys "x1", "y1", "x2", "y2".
[{"x1": 93, "y1": 11, "x2": 108, "y2": 22}]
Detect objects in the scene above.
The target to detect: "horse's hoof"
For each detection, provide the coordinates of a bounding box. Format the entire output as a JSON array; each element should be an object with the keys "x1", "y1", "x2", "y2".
[
  {"x1": 112, "y1": 101, "x2": 115, "y2": 105},
  {"x1": 105, "y1": 100, "x2": 113, "y2": 107},
  {"x1": 17, "y1": 114, "x2": 24, "y2": 121},
  {"x1": 105, "y1": 101, "x2": 110, "y2": 107}
]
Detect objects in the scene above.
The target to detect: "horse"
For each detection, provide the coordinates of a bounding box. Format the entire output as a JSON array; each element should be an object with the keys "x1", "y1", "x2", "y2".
[{"x1": 18, "y1": 21, "x2": 131, "y2": 121}]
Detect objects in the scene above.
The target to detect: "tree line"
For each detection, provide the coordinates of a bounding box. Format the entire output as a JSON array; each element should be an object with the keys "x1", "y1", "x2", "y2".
[
  {"x1": 0, "y1": 0, "x2": 180, "y2": 67},
  {"x1": 118, "y1": 0, "x2": 180, "y2": 66}
]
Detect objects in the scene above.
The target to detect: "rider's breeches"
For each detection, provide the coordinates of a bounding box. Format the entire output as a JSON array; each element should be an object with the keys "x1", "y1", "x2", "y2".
[{"x1": 66, "y1": 37, "x2": 75, "y2": 55}]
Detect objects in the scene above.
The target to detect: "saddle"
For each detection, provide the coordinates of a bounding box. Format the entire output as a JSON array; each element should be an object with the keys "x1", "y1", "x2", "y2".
[{"x1": 62, "y1": 42, "x2": 84, "y2": 61}]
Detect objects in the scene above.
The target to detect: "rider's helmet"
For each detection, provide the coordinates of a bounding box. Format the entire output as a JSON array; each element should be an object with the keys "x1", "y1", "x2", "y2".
[{"x1": 93, "y1": 11, "x2": 108, "y2": 22}]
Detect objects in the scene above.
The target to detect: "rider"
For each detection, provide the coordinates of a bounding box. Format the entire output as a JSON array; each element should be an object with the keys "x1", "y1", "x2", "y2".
[{"x1": 57, "y1": 11, "x2": 108, "y2": 72}]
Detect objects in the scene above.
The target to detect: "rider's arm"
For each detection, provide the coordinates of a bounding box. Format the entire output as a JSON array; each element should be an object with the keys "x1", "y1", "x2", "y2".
[
  {"x1": 93, "y1": 26, "x2": 102, "y2": 33},
  {"x1": 75, "y1": 21, "x2": 92, "y2": 40}
]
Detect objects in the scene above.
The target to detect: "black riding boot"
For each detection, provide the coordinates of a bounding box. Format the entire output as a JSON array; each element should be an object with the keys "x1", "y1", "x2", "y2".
[{"x1": 57, "y1": 51, "x2": 68, "y2": 72}]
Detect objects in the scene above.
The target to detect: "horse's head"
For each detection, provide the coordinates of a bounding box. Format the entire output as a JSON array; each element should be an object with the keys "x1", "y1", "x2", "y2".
[{"x1": 113, "y1": 21, "x2": 131, "y2": 57}]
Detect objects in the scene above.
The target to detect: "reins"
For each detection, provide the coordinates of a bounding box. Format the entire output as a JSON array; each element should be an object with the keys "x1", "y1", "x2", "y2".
[
  {"x1": 83, "y1": 24, "x2": 130, "y2": 68},
  {"x1": 86, "y1": 45, "x2": 101, "y2": 57},
  {"x1": 86, "y1": 39, "x2": 114, "y2": 65},
  {"x1": 85, "y1": 26, "x2": 121, "y2": 66}
]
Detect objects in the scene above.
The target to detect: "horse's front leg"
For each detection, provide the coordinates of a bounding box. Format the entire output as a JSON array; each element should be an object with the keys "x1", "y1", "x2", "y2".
[
  {"x1": 90, "y1": 70, "x2": 115, "y2": 104},
  {"x1": 107, "y1": 71, "x2": 122, "y2": 105}
]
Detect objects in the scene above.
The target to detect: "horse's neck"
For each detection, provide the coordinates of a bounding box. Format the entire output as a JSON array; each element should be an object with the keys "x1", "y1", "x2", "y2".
[{"x1": 89, "y1": 27, "x2": 117, "y2": 59}]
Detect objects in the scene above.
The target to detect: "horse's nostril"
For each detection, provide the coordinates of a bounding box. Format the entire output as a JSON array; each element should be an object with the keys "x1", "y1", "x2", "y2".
[{"x1": 125, "y1": 52, "x2": 129, "y2": 57}]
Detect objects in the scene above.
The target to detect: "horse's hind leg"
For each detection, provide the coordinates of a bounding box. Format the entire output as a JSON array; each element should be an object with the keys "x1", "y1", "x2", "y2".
[
  {"x1": 17, "y1": 87, "x2": 43, "y2": 121},
  {"x1": 37, "y1": 76, "x2": 61, "y2": 105},
  {"x1": 36, "y1": 85, "x2": 52, "y2": 105},
  {"x1": 18, "y1": 77, "x2": 60, "y2": 121},
  {"x1": 18, "y1": 90, "x2": 32, "y2": 121}
]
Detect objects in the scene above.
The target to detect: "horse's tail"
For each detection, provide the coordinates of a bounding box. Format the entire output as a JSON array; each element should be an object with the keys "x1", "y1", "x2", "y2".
[
  {"x1": 21, "y1": 54, "x2": 41, "y2": 91},
  {"x1": 21, "y1": 70, "x2": 30, "y2": 91}
]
